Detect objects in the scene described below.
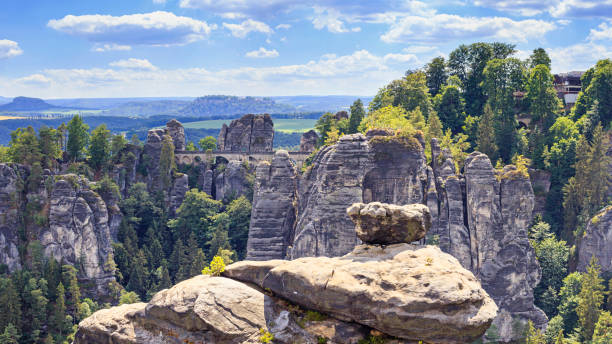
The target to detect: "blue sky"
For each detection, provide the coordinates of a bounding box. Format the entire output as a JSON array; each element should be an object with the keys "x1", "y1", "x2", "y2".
[{"x1": 0, "y1": 0, "x2": 611, "y2": 98}]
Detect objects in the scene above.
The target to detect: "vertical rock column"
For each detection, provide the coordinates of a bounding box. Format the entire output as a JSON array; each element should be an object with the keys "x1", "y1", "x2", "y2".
[{"x1": 246, "y1": 151, "x2": 298, "y2": 260}]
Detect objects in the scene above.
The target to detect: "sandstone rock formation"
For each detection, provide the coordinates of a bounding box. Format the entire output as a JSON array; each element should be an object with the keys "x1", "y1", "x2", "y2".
[
  {"x1": 0, "y1": 165, "x2": 116, "y2": 296},
  {"x1": 215, "y1": 160, "x2": 254, "y2": 202},
  {"x1": 246, "y1": 151, "x2": 297, "y2": 260},
  {"x1": 77, "y1": 200, "x2": 496, "y2": 344},
  {"x1": 291, "y1": 134, "x2": 373, "y2": 258},
  {"x1": 0, "y1": 163, "x2": 23, "y2": 271},
  {"x1": 75, "y1": 275, "x2": 371, "y2": 344},
  {"x1": 227, "y1": 243, "x2": 498, "y2": 343},
  {"x1": 218, "y1": 114, "x2": 274, "y2": 153},
  {"x1": 577, "y1": 206, "x2": 612, "y2": 272},
  {"x1": 42, "y1": 175, "x2": 115, "y2": 296},
  {"x1": 248, "y1": 132, "x2": 546, "y2": 342},
  {"x1": 300, "y1": 129, "x2": 319, "y2": 152},
  {"x1": 165, "y1": 119, "x2": 186, "y2": 151},
  {"x1": 347, "y1": 202, "x2": 431, "y2": 244}
]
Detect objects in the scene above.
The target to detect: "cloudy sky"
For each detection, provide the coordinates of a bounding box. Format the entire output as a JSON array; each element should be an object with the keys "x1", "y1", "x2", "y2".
[{"x1": 0, "y1": 0, "x2": 611, "y2": 98}]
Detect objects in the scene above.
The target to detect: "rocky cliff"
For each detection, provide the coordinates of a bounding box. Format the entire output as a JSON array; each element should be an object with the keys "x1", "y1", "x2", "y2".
[
  {"x1": 75, "y1": 201, "x2": 497, "y2": 344},
  {"x1": 577, "y1": 206, "x2": 612, "y2": 272},
  {"x1": 246, "y1": 151, "x2": 297, "y2": 260},
  {"x1": 247, "y1": 131, "x2": 546, "y2": 342},
  {"x1": 0, "y1": 166, "x2": 115, "y2": 296},
  {"x1": 218, "y1": 114, "x2": 274, "y2": 153}
]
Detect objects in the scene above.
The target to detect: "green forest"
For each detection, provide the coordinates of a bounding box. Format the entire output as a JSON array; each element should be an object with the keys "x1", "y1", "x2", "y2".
[{"x1": 0, "y1": 42, "x2": 611, "y2": 343}]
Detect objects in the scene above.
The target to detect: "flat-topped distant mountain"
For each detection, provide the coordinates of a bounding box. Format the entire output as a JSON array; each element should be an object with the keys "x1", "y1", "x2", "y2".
[
  {"x1": 0, "y1": 96, "x2": 12, "y2": 105},
  {"x1": 178, "y1": 95, "x2": 297, "y2": 117},
  {"x1": 0, "y1": 96, "x2": 60, "y2": 111}
]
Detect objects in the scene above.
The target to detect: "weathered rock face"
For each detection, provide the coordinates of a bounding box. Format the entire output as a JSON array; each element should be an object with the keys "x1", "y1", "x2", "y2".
[
  {"x1": 0, "y1": 164, "x2": 116, "y2": 296},
  {"x1": 578, "y1": 206, "x2": 612, "y2": 273},
  {"x1": 75, "y1": 275, "x2": 371, "y2": 344},
  {"x1": 218, "y1": 114, "x2": 274, "y2": 153},
  {"x1": 347, "y1": 202, "x2": 431, "y2": 244},
  {"x1": 291, "y1": 134, "x2": 373, "y2": 258},
  {"x1": 215, "y1": 160, "x2": 254, "y2": 202},
  {"x1": 169, "y1": 173, "x2": 189, "y2": 215},
  {"x1": 226, "y1": 243, "x2": 498, "y2": 343},
  {"x1": 0, "y1": 164, "x2": 22, "y2": 271},
  {"x1": 42, "y1": 175, "x2": 115, "y2": 296},
  {"x1": 165, "y1": 119, "x2": 185, "y2": 151},
  {"x1": 246, "y1": 151, "x2": 297, "y2": 260},
  {"x1": 111, "y1": 144, "x2": 142, "y2": 198},
  {"x1": 248, "y1": 133, "x2": 546, "y2": 341},
  {"x1": 464, "y1": 155, "x2": 546, "y2": 340},
  {"x1": 300, "y1": 130, "x2": 319, "y2": 152}
]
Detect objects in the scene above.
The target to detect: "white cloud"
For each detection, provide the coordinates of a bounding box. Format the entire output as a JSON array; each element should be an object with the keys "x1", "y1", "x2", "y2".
[
  {"x1": 402, "y1": 45, "x2": 438, "y2": 54},
  {"x1": 548, "y1": 42, "x2": 612, "y2": 72},
  {"x1": 223, "y1": 19, "x2": 272, "y2": 38},
  {"x1": 0, "y1": 50, "x2": 420, "y2": 97},
  {"x1": 0, "y1": 39, "x2": 23, "y2": 59},
  {"x1": 551, "y1": 0, "x2": 612, "y2": 18},
  {"x1": 109, "y1": 58, "x2": 158, "y2": 70},
  {"x1": 48, "y1": 11, "x2": 215, "y2": 46},
  {"x1": 588, "y1": 20, "x2": 612, "y2": 41},
  {"x1": 381, "y1": 14, "x2": 555, "y2": 43},
  {"x1": 312, "y1": 7, "x2": 350, "y2": 33},
  {"x1": 16, "y1": 74, "x2": 51, "y2": 85},
  {"x1": 275, "y1": 23, "x2": 291, "y2": 30},
  {"x1": 246, "y1": 47, "x2": 279, "y2": 58},
  {"x1": 473, "y1": 0, "x2": 551, "y2": 16},
  {"x1": 153, "y1": 0, "x2": 166, "y2": 4},
  {"x1": 383, "y1": 53, "x2": 418, "y2": 64},
  {"x1": 92, "y1": 43, "x2": 132, "y2": 52}
]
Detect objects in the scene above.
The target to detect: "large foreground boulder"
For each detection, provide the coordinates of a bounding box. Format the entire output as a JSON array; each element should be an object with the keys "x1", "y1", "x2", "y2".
[{"x1": 225, "y1": 243, "x2": 498, "y2": 343}]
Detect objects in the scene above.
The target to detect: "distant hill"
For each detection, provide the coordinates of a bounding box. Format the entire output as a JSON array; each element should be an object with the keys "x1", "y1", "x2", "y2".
[
  {"x1": 101, "y1": 100, "x2": 191, "y2": 116},
  {"x1": 0, "y1": 96, "x2": 60, "y2": 111},
  {"x1": 46, "y1": 97, "x2": 196, "y2": 110},
  {"x1": 0, "y1": 96, "x2": 11, "y2": 105},
  {"x1": 271, "y1": 95, "x2": 373, "y2": 112},
  {"x1": 178, "y1": 95, "x2": 297, "y2": 117}
]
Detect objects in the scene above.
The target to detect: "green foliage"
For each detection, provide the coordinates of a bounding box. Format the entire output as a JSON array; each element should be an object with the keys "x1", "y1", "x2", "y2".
[
  {"x1": 435, "y1": 84, "x2": 466, "y2": 134},
  {"x1": 529, "y1": 48, "x2": 551, "y2": 69},
  {"x1": 361, "y1": 105, "x2": 413, "y2": 133},
  {"x1": 482, "y1": 58, "x2": 525, "y2": 162},
  {"x1": 168, "y1": 188, "x2": 222, "y2": 247},
  {"x1": 426, "y1": 56, "x2": 448, "y2": 96},
  {"x1": 37, "y1": 126, "x2": 61, "y2": 169},
  {"x1": 159, "y1": 134, "x2": 176, "y2": 189},
  {"x1": 357, "y1": 334, "x2": 386, "y2": 344},
  {"x1": 258, "y1": 328, "x2": 274, "y2": 343},
  {"x1": 545, "y1": 316, "x2": 565, "y2": 344},
  {"x1": 88, "y1": 124, "x2": 111, "y2": 172},
  {"x1": 66, "y1": 115, "x2": 89, "y2": 161},
  {"x1": 592, "y1": 310, "x2": 612, "y2": 343},
  {"x1": 304, "y1": 310, "x2": 328, "y2": 322},
  {"x1": 225, "y1": 196, "x2": 252, "y2": 260},
  {"x1": 476, "y1": 104, "x2": 498, "y2": 161},
  {"x1": 92, "y1": 175, "x2": 121, "y2": 201},
  {"x1": 577, "y1": 257, "x2": 606, "y2": 341},
  {"x1": 119, "y1": 290, "x2": 141, "y2": 305},
  {"x1": 440, "y1": 129, "x2": 470, "y2": 172},
  {"x1": 202, "y1": 256, "x2": 226, "y2": 276},
  {"x1": 348, "y1": 99, "x2": 366, "y2": 134},
  {"x1": 370, "y1": 71, "x2": 433, "y2": 118},
  {"x1": 315, "y1": 112, "x2": 348, "y2": 146},
  {"x1": 198, "y1": 136, "x2": 217, "y2": 151},
  {"x1": 558, "y1": 272, "x2": 583, "y2": 335}
]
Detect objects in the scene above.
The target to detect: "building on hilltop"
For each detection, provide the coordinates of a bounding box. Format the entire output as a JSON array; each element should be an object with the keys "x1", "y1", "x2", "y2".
[{"x1": 554, "y1": 71, "x2": 584, "y2": 112}]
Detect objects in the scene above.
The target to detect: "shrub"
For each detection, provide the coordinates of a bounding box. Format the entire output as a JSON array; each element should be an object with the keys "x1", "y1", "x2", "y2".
[
  {"x1": 202, "y1": 256, "x2": 226, "y2": 276},
  {"x1": 258, "y1": 328, "x2": 274, "y2": 343}
]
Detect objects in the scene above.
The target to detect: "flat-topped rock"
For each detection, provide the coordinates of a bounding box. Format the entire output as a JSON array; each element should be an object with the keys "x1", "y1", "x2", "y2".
[
  {"x1": 225, "y1": 243, "x2": 498, "y2": 343},
  {"x1": 347, "y1": 202, "x2": 431, "y2": 244}
]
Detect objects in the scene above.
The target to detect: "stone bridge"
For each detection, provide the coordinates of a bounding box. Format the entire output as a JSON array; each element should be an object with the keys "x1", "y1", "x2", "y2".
[{"x1": 175, "y1": 150, "x2": 311, "y2": 167}]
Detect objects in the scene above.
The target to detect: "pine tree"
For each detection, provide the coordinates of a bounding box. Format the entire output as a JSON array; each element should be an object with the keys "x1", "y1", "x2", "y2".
[
  {"x1": 0, "y1": 278, "x2": 22, "y2": 332},
  {"x1": 53, "y1": 283, "x2": 67, "y2": 338},
  {"x1": 425, "y1": 56, "x2": 448, "y2": 96},
  {"x1": 592, "y1": 310, "x2": 612, "y2": 343},
  {"x1": 476, "y1": 104, "x2": 498, "y2": 160},
  {"x1": 577, "y1": 256, "x2": 606, "y2": 341},
  {"x1": 0, "y1": 323, "x2": 20, "y2": 344},
  {"x1": 126, "y1": 250, "x2": 149, "y2": 298},
  {"x1": 169, "y1": 238, "x2": 184, "y2": 281},
  {"x1": 348, "y1": 99, "x2": 366, "y2": 134},
  {"x1": 525, "y1": 320, "x2": 546, "y2": 344},
  {"x1": 426, "y1": 110, "x2": 443, "y2": 143},
  {"x1": 190, "y1": 249, "x2": 207, "y2": 277},
  {"x1": 88, "y1": 124, "x2": 111, "y2": 173},
  {"x1": 66, "y1": 115, "x2": 89, "y2": 162},
  {"x1": 62, "y1": 265, "x2": 81, "y2": 313}
]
